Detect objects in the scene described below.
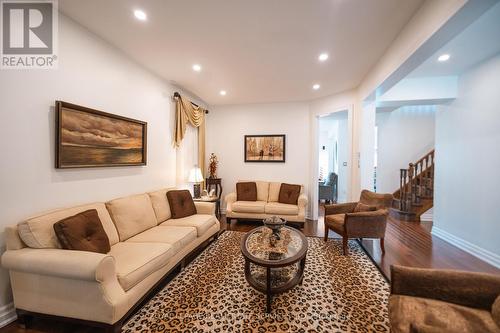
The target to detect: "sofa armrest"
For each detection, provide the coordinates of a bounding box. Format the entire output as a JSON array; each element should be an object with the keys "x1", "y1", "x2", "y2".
[
  {"x1": 194, "y1": 201, "x2": 215, "y2": 215},
  {"x1": 1, "y1": 248, "x2": 116, "y2": 282},
  {"x1": 324, "y1": 202, "x2": 357, "y2": 215},
  {"x1": 297, "y1": 194, "x2": 308, "y2": 208},
  {"x1": 390, "y1": 265, "x2": 500, "y2": 310},
  {"x1": 344, "y1": 209, "x2": 388, "y2": 238},
  {"x1": 225, "y1": 192, "x2": 237, "y2": 212}
]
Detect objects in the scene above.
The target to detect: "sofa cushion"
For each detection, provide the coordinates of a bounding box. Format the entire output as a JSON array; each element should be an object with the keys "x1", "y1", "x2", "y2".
[
  {"x1": 109, "y1": 242, "x2": 173, "y2": 291},
  {"x1": 255, "y1": 181, "x2": 270, "y2": 202},
  {"x1": 18, "y1": 202, "x2": 119, "y2": 249},
  {"x1": 53, "y1": 209, "x2": 110, "y2": 254},
  {"x1": 148, "y1": 188, "x2": 177, "y2": 223},
  {"x1": 126, "y1": 226, "x2": 197, "y2": 252},
  {"x1": 264, "y1": 202, "x2": 299, "y2": 215},
  {"x1": 106, "y1": 194, "x2": 158, "y2": 241},
  {"x1": 389, "y1": 295, "x2": 499, "y2": 333},
  {"x1": 278, "y1": 183, "x2": 301, "y2": 205},
  {"x1": 236, "y1": 182, "x2": 257, "y2": 201},
  {"x1": 167, "y1": 190, "x2": 197, "y2": 219},
  {"x1": 354, "y1": 203, "x2": 377, "y2": 212},
  {"x1": 161, "y1": 214, "x2": 218, "y2": 237},
  {"x1": 232, "y1": 201, "x2": 266, "y2": 214},
  {"x1": 268, "y1": 182, "x2": 282, "y2": 202}
]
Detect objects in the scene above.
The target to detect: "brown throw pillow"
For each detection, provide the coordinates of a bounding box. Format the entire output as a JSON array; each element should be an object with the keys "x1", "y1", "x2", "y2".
[
  {"x1": 278, "y1": 183, "x2": 301, "y2": 205},
  {"x1": 236, "y1": 182, "x2": 257, "y2": 201},
  {"x1": 354, "y1": 203, "x2": 377, "y2": 212},
  {"x1": 167, "y1": 190, "x2": 197, "y2": 219},
  {"x1": 53, "y1": 209, "x2": 110, "y2": 254}
]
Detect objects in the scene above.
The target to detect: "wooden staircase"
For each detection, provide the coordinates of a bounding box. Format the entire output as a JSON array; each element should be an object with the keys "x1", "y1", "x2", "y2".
[{"x1": 390, "y1": 150, "x2": 434, "y2": 222}]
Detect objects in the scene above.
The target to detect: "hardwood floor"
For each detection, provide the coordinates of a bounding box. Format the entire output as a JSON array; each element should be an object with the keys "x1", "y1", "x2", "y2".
[
  {"x1": 2, "y1": 208, "x2": 498, "y2": 332},
  {"x1": 226, "y1": 205, "x2": 499, "y2": 278}
]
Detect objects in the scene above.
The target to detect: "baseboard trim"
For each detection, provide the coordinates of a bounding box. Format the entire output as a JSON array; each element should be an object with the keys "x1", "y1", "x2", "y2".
[
  {"x1": 0, "y1": 302, "x2": 17, "y2": 328},
  {"x1": 420, "y1": 213, "x2": 433, "y2": 222},
  {"x1": 432, "y1": 227, "x2": 500, "y2": 268}
]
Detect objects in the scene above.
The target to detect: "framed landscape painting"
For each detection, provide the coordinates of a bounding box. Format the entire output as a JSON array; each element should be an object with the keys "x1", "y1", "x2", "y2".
[
  {"x1": 244, "y1": 134, "x2": 286, "y2": 162},
  {"x1": 55, "y1": 101, "x2": 147, "y2": 168}
]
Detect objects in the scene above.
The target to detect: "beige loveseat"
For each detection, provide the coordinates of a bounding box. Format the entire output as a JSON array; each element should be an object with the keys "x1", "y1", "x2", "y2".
[
  {"x1": 225, "y1": 181, "x2": 308, "y2": 225},
  {"x1": 1, "y1": 188, "x2": 220, "y2": 332}
]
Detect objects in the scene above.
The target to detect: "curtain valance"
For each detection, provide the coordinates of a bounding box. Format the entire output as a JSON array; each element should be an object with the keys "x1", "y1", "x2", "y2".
[{"x1": 173, "y1": 94, "x2": 206, "y2": 183}]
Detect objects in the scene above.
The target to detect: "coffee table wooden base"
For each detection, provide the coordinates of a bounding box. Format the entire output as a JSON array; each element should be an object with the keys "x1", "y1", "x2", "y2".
[{"x1": 243, "y1": 257, "x2": 307, "y2": 312}]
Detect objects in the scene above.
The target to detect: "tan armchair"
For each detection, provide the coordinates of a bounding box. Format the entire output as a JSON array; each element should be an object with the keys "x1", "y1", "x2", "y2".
[
  {"x1": 324, "y1": 189, "x2": 393, "y2": 255},
  {"x1": 389, "y1": 265, "x2": 500, "y2": 333}
]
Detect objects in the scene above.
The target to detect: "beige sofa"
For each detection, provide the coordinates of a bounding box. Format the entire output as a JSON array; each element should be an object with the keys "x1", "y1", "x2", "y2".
[
  {"x1": 1, "y1": 188, "x2": 220, "y2": 332},
  {"x1": 225, "y1": 181, "x2": 308, "y2": 225}
]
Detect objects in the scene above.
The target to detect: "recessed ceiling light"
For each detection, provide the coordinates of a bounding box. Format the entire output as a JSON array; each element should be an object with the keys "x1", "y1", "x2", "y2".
[
  {"x1": 318, "y1": 53, "x2": 329, "y2": 62},
  {"x1": 313, "y1": 84, "x2": 320, "y2": 90},
  {"x1": 219, "y1": 90, "x2": 227, "y2": 96},
  {"x1": 192, "y1": 64, "x2": 202, "y2": 72},
  {"x1": 438, "y1": 54, "x2": 450, "y2": 62},
  {"x1": 133, "y1": 9, "x2": 147, "y2": 21}
]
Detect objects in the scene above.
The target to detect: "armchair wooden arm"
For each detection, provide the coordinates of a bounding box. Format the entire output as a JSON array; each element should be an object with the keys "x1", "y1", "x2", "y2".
[{"x1": 390, "y1": 265, "x2": 500, "y2": 310}]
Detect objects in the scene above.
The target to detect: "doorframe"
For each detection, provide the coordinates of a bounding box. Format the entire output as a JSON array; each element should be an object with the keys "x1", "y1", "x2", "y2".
[{"x1": 309, "y1": 105, "x2": 354, "y2": 220}]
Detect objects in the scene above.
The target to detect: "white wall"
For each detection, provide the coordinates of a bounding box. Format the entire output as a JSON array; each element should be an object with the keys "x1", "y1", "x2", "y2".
[
  {"x1": 376, "y1": 106, "x2": 435, "y2": 193},
  {"x1": 434, "y1": 53, "x2": 500, "y2": 263},
  {"x1": 0, "y1": 15, "x2": 203, "y2": 310},
  {"x1": 205, "y1": 102, "x2": 310, "y2": 214}
]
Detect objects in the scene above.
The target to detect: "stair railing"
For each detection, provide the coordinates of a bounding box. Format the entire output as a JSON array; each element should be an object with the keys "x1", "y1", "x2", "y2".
[{"x1": 398, "y1": 150, "x2": 434, "y2": 212}]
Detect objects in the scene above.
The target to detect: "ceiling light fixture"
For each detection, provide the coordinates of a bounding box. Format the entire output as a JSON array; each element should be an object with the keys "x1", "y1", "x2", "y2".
[
  {"x1": 438, "y1": 54, "x2": 450, "y2": 62},
  {"x1": 133, "y1": 9, "x2": 147, "y2": 21},
  {"x1": 219, "y1": 90, "x2": 227, "y2": 96},
  {"x1": 318, "y1": 53, "x2": 329, "y2": 62},
  {"x1": 192, "y1": 64, "x2": 202, "y2": 72},
  {"x1": 313, "y1": 84, "x2": 320, "y2": 90}
]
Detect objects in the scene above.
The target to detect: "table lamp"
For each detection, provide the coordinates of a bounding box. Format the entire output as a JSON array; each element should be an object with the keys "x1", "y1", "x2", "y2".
[{"x1": 188, "y1": 166, "x2": 204, "y2": 198}]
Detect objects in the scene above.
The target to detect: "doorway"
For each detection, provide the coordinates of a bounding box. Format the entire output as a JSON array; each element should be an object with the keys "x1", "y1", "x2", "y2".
[{"x1": 317, "y1": 110, "x2": 349, "y2": 206}]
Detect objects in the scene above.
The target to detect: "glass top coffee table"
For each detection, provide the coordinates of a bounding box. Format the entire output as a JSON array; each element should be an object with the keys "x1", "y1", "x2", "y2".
[{"x1": 241, "y1": 226, "x2": 308, "y2": 312}]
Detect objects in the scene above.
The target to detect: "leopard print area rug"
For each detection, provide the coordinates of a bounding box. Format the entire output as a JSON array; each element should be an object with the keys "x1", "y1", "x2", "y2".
[{"x1": 124, "y1": 231, "x2": 390, "y2": 332}]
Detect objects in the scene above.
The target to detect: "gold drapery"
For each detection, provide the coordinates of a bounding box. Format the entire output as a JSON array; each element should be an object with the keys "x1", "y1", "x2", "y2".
[{"x1": 174, "y1": 94, "x2": 206, "y2": 184}]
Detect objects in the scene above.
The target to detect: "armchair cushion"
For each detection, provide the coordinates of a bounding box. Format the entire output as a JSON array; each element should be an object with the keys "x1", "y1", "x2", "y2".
[
  {"x1": 360, "y1": 190, "x2": 393, "y2": 209},
  {"x1": 492, "y1": 296, "x2": 500, "y2": 328},
  {"x1": 389, "y1": 295, "x2": 499, "y2": 333},
  {"x1": 53, "y1": 209, "x2": 110, "y2": 254},
  {"x1": 278, "y1": 183, "x2": 301, "y2": 205},
  {"x1": 344, "y1": 209, "x2": 388, "y2": 238},
  {"x1": 324, "y1": 214, "x2": 346, "y2": 234},
  {"x1": 236, "y1": 182, "x2": 257, "y2": 201},
  {"x1": 354, "y1": 203, "x2": 377, "y2": 212},
  {"x1": 167, "y1": 190, "x2": 197, "y2": 219}
]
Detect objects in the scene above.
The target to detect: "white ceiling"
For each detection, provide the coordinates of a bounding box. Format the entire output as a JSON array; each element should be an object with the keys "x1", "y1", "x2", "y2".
[
  {"x1": 59, "y1": 0, "x2": 423, "y2": 105},
  {"x1": 409, "y1": 1, "x2": 500, "y2": 78}
]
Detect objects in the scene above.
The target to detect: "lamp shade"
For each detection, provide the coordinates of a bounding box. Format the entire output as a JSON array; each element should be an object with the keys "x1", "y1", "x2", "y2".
[{"x1": 188, "y1": 167, "x2": 203, "y2": 183}]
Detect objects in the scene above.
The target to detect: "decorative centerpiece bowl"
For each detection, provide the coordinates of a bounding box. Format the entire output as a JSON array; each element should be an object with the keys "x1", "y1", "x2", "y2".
[{"x1": 263, "y1": 216, "x2": 286, "y2": 240}]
